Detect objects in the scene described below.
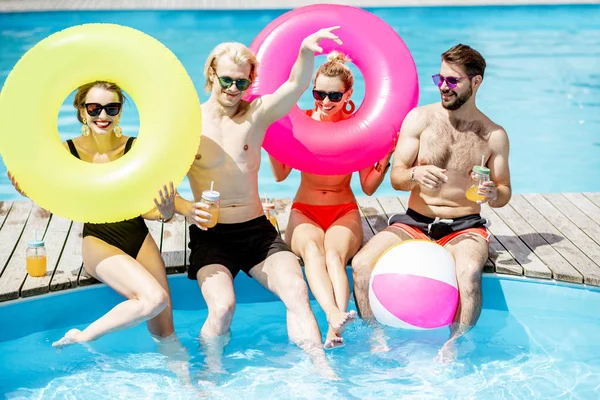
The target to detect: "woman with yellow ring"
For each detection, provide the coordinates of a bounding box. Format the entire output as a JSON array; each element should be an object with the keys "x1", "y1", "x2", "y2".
[{"x1": 8, "y1": 82, "x2": 206, "y2": 361}]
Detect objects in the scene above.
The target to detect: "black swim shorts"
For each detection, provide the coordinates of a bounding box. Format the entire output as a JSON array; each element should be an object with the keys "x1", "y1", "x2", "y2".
[{"x1": 187, "y1": 215, "x2": 291, "y2": 279}]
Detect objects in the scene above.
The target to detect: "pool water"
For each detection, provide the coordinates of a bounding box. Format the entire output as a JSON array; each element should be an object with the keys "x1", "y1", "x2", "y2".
[
  {"x1": 1, "y1": 275, "x2": 600, "y2": 398},
  {"x1": 1, "y1": 5, "x2": 600, "y2": 200}
]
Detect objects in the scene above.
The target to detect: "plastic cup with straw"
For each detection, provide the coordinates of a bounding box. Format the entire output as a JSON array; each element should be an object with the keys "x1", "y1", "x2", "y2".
[
  {"x1": 201, "y1": 181, "x2": 220, "y2": 228},
  {"x1": 467, "y1": 155, "x2": 490, "y2": 202},
  {"x1": 26, "y1": 228, "x2": 47, "y2": 277}
]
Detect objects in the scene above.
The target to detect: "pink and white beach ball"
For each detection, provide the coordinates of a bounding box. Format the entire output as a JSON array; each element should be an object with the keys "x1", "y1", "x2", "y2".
[{"x1": 368, "y1": 240, "x2": 459, "y2": 329}]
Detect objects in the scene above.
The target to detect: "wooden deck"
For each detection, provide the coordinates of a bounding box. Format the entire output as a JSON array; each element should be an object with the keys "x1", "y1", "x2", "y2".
[{"x1": 2, "y1": 193, "x2": 600, "y2": 303}]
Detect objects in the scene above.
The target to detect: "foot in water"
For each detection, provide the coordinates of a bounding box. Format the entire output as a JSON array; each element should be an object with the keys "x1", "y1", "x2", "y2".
[
  {"x1": 199, "y1": 332, "x2": 230, "y2": 375},
  {"x1": 52, "y1": 329, "x2": 86, "y2": 348},
  {"x1": 326, "y1": 309, "x2": 357, "y2": 336},
  {"x1": 434, "y1": 323, "x2": 471, "y2": 364},
  {"x1": 300, "y1": 340, "x2": 341, "y2": 380},
  {"x1": 435, "y1": 341, "x2": 458, "y2": 364},
  {"x1": 324, "y1": 328, "x2": 344, "y2": 350},
  {"x1": 369, "y1": 326, "x2": 390, "y2": 354}
]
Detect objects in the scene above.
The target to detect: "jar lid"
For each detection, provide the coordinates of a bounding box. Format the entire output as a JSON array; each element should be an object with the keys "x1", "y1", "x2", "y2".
[
  {"x1": 473, "y1": 166, "x2": 490, "y2": 175},
  {"x1": 202, "y1": 190, "x2": 220, "y2": 202},
  {"x1": 27, "y1": 239, "x2": 45, "y2": 248}
]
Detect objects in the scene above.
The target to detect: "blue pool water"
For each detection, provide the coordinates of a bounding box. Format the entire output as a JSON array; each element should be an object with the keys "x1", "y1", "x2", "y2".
[
  {"x1": 1, "y1": 275, "x2": 600, "y2": 398},
  {"x1": 1, "y1": 5, "x2": 600, "y2": 201}
]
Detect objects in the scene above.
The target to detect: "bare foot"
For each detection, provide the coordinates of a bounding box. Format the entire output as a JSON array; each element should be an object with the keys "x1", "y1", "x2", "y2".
[
  {"x1": 326, "y1": 309, "x2": 357, "y2": 336},
  {"x1": 434, "y1": 323, "x2": 471, "y2": 364},
  {"x1": 199, "y1": 332, "x2": 230, "y2": 375},
  {"x1": 323, "y1": 328, "x2": 344, "y2": 350},
  {"x1": 298, "y1": 339, "x2": 340, "y2": 380},
  {"x1": 52, "y1": 329, "x2": 85, "y2": 348},
  {"x1": 369, "y1": 326, "x2": 390, "y2": 353},
  {"x1": 435, "y1": 341, "x2": 457, "y2": 364}
]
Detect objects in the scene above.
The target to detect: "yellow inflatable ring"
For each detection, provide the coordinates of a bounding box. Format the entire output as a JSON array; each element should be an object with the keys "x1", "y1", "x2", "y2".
[{"x1": 0, "y1": 24, "x2": 202, "y2": 223}]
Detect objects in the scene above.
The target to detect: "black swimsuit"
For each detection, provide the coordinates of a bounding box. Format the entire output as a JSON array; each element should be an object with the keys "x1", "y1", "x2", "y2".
[{"x1": 67, "y1": 138, "x2": 149, "y2": 259}]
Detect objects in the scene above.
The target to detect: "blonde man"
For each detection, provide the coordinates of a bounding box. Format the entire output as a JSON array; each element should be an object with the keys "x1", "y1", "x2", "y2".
[{"x1": 174, "y1": 28, "x2": 341, "y2": 376}]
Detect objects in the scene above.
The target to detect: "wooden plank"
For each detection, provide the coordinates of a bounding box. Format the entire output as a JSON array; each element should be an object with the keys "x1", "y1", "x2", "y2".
[
  {"x1": 21, "y1": 215, "x2": 71, "y2": 297},
  {"x1": 50, "y1": 222, "x2": 84, "y2": 291},
  {"x1": 583, "y1": 192, "x2": 600, "y2": 209},
  {"x1": 516, "y1": 194, "x2": 600, "y2": 284},
  {"x1": 488, "y1": 235, "x2": 522, "y2": 275},
  {"x1": 493, "y1": 202, "x2": 581, "y2": 282},
  {"x1": 146, "y1": 220, "x2": 163, "y2": 251},
  {"x1": 567, "y1": 193, "x2": 600, "y2": 222},
  {"x1": 481, "y1": 204, "x2": 551, "y2": 279},
  {"x1": 0, "y1": 201, "x2": 33, "y2": 281},
  {"x1": 162, "y1": 214, "x2": 186, "y2": 274},
  {"x1": 0, "y1": 201, "x2": 13, "y2": 229},
  {"x1": 525, "y1": 193, "x2": 600, "y2": 280},
  {"x1": 376, "y1": 196, "x2": 406, "y2": 219},
  {"x1": 0, "y1": 204, "x2": 51, "y2": 301},
  {"x1": 397, "y1": 196, "x2": 410, "y2": 211},
  {"x1": 356, "y1": 196, "x2": 388, "y2": 234},
  {"x1": 545, "y1": 193, "x2": 600, "y2": 246},
  {"x1": 354, "y1": 199, "x2": 375, "y2": 245},
  {"x1": 3, "y1": 193, "x2": 600, "y2": 301}
]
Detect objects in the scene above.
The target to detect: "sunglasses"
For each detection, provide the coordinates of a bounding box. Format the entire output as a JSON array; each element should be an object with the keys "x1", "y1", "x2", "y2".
[
  {"x1": 312, "y1": 89, "x2": 345, "y2": 103},
  {"x1": 213, "y1": 70, "x2": 251, "y2": 91},
  {"x1": 84, "y1": 102, "x2": 122, "y2": 117},
  {"x1": 432, "y1": 74, "x2": 474, "y2": 89}
]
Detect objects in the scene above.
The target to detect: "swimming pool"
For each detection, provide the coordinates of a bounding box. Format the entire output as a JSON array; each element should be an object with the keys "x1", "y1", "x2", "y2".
[
  {"x1": 1, "y1": 5, "x2": 600, "y2": 201},
  {"x1": 1, "y1": 274, "x2": 600, "y2": 398}
]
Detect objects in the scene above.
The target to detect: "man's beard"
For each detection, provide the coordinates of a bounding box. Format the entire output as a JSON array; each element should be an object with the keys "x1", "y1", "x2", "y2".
[{"x1": 441, "y1": 85, "x2": 473, "y2": 111}]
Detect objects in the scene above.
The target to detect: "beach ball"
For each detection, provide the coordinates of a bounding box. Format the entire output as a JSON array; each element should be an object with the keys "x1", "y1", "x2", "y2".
[{"x1": 368, "y1": 240, "x2": 459, "y2": 329}]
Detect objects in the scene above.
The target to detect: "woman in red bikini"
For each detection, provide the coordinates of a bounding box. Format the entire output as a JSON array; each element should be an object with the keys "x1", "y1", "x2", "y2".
[{"x1": 270, "y1": 52, "x2": 394, "y2": 349}]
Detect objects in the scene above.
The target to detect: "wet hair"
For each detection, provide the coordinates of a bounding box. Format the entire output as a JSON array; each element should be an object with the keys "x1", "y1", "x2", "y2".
[
  {"x1": 204, "y1": 42, "x2": 258, "y2": 91},
  {"x1": 314, "y1": 51, "x2": 354, "y2": 91},
  {"x1": 441, "y1": 44, "x2": 486, "y2": 79},
  {"x1": 73, "y1": 81, "x2": 125, "y2": 123}
]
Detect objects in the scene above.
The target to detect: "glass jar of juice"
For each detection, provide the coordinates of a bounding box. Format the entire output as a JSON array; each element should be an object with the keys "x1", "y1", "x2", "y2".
[
  {"x1": 26, "y1": 238, "x2": 47, "y2": 277},
  {"x1": 466, "y1": 165, "x2": 491, "y2": 202},
  {"x1": 263, "y1": 202, "x2": 277, "y2": 229},
  {"x1": 200, "y1": 190, "x2": 220, "y2": 228}
]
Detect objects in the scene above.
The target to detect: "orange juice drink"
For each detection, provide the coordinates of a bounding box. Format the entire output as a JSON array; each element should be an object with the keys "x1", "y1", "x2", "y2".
[
  {"x1": 26, "y1": 255, "x2": 47, "y2": 277},
  {"x1": 26, "y1": 235, "x2": 47, "y2": 277},
  {"x1": 466, "y1": 165, "x2": 490, "y2": 203},
  {"x1": 200, "y1": 189, "x2": 220, "y2": 228}
]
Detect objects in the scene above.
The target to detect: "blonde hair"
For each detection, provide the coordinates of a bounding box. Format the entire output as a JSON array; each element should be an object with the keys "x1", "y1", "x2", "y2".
[
  {"x1": 204, "y1": 42, "x2": 258, "y2": 91},
  {"x1": 73, "y1": 81, "x2": 125, "y2": 123},
  {"x1": 314, "y1": 51, "x2": 354, "y2": 91}
]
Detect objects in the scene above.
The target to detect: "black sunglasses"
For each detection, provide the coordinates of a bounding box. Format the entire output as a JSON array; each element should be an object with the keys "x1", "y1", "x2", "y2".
[
  {"x1": 312, "y1": 89, "x2": 345, "y2": 103},
  {"x1": 84, "y1": 102, "x2": 122, "y2": 117},
  {"x1": 213, "y1": 70, "x2": 251, "y2": 91}
]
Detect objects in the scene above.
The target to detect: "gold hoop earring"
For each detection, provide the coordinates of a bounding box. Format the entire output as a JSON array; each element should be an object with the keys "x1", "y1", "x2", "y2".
[
  {"x1": 343, "y1": 99, "x2": 356, "y2": 115},
  {"x1": 81, "y1": 123, "x2": 90, "y2": 137},
  {"x1": 114, "y1": 124, "x2": 123, "y2": 138}
]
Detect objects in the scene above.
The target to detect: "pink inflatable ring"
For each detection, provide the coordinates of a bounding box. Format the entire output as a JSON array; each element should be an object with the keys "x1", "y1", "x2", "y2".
[{"x1": 249, "y1": 4, "x2": 419, "y2": 175}]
